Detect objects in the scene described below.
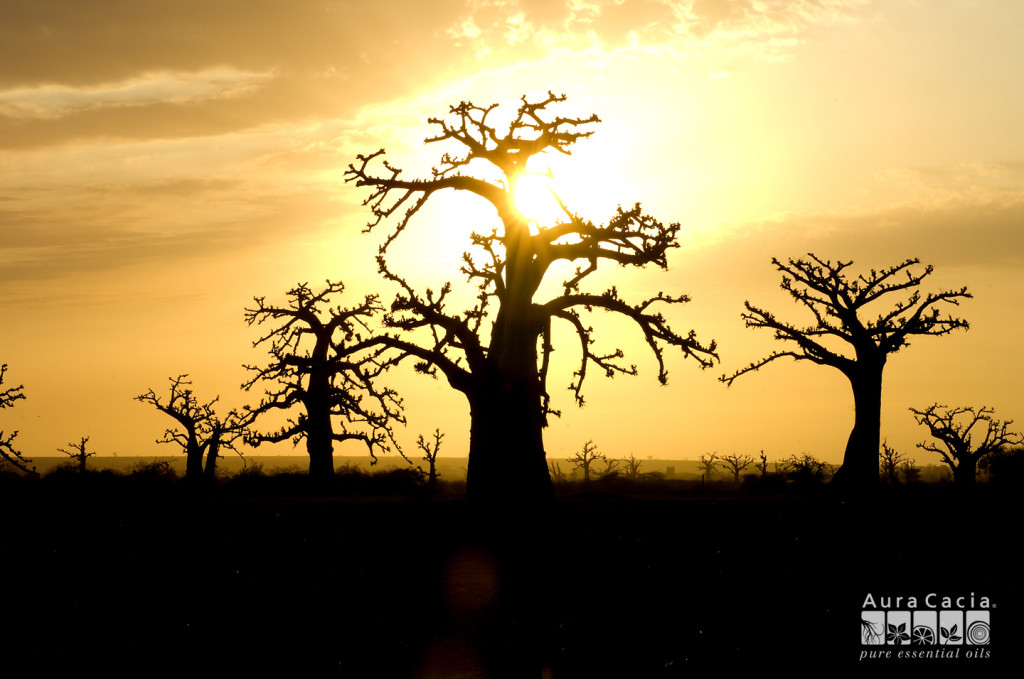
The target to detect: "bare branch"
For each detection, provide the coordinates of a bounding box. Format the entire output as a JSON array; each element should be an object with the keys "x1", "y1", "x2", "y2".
[
  {"x1": 0, "y1": 363, "x2": 32, "y2": 473},
  {"x1": 722, "y1": 255, "x2": 970, "y2": 385},
  {"x1": 910, "y1": 404, "x2": 1023, "y2": 484}
]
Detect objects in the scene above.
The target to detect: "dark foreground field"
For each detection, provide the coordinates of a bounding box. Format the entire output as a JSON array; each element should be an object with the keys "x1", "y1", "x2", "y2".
[{"x1": 3, "y1": 478, "x2": 1020, "y2": 676}]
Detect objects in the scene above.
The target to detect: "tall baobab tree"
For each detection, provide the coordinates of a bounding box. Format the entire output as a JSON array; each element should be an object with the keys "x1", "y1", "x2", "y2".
[
  {"x1": 721, "y1": 255, "x2": 970, "y2": 491},
  {"x1": 345, "y1": 92, "x2": 718, "y2": 501},
  {"x1": 243, "y1": 281, "x2": 404, "y2": 479},
  {"x1": 136, "y1": 375, "x2": 246, "y2": 482},
  {"x1": 910, "y1": 404, "x2": 1023, "y2": 486},
  {"x1": 0, "y1": 363, "x2": 32, "y2": 473}
]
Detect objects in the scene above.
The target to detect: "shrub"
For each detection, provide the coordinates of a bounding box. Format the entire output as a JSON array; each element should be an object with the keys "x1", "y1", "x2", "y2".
[{"x1": 128, "y1": 458, "x2": 178, "y2": 480}]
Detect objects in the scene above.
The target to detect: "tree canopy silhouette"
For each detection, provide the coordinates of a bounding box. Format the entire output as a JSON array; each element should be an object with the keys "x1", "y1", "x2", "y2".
[
  {"x1": 243, "y1": 281, "x2": 405, "y2": 479},
  {"x1": 136, "y1": 375, "x2": 247, "y2": 482},
  {"x1": 0, "y1": 363, "x2": 33, "y2": 474},
  {"x1": 58, "y1": 435, "x2": 96, "y2": 473},
  {"x1": 722, "y1": 255, "x2": 971, "y2": 491},
  {"x1": 345, "y1": 92, "x2": 718, "y2": 501},
  {"x1": 910, "y1": 404, "x2": 1023, "y2": 486}
]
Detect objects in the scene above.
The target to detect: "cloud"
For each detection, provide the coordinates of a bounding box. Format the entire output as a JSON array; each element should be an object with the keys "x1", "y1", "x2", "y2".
[
  {"x1": 444, "y1": 0, "x2": 869, "y2": 62},
  {"x1": 0, "y1": 67, "x2": 276, "y2": 120},
  {"x1": 0, "y1": 1, "x2": 468, "y2": 148}
]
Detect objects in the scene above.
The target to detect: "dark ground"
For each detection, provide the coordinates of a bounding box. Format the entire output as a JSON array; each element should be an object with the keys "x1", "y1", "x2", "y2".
[{"x1": 3, "y1": 478, "x2": 1020, "y2": 677}]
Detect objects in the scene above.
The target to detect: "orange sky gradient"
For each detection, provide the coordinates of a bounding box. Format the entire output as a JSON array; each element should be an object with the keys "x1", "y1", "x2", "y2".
[{"x1": 2, "y1": 0, "x2": 1022, "y2": 468}]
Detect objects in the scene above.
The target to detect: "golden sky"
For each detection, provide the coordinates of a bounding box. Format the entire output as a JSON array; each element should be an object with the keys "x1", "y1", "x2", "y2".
[{"x1": 2, "y1": 0, "x2": 1022, "y2": 466}]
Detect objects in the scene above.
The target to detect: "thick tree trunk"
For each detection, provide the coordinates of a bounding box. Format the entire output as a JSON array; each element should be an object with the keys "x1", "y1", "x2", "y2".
[
  {"x1": 465, "y1": 218, "x2": 553, "y2": 502},
  {"x1": 204, "y1": 439, "x2": 219, "y2": 480},
  {"x1": 306, "y1": 407, "x2": 336, "y2": 480},
  {"x1": 953, "y1": 458, "x2": 978, "y2": 486},
  {"x1": 466, "y1": 337, "x2": 553, "y2": 503},
  {"x1": 305, "y1": 373, "x2": 336, "y2": 480},
  {"x1": 834, "y1": 365, "x2": 883, "y2": 491},
  {"x1": 466, "y1": 382, "x2": 553, "y2": 503},
  {"x1": 185, "y1": 442, "x2": 204, "y2": 482}
]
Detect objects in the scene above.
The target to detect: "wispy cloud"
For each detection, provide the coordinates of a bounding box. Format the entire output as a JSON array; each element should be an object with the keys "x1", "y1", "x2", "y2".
[
  {"x1": 445, "y1": 0, "x2": 869, "y2": 62},
  {"x1": 0, "y1": 67, "x2": 276, "y2": 120}
]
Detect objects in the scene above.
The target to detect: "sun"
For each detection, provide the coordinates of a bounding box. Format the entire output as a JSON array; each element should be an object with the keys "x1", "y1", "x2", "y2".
[{"x1": 512, "y1": 172, "x2": 564, "y2": 226}]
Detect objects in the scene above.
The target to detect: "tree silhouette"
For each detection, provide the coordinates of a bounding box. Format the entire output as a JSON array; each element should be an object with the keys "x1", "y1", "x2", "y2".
[
  {"x1": 548, "y1": 460, "x2": 568, "y2": 484},
  {"x1": 623, "y1": 453, "x2": 643, "y2": 479},
  {"x1": 243, "y1": 281, "x2": 404, "y2": 479},
  {"x1": 756, "y1": 450, "x2": 769, "y2": 477},
  {"x1": 136, "y1": 375, "x2": 246, "y2": 482},
  {"x1": 879, "y1": 441, "x2": 908, "y2": 485},
  {"x1": 720, "y1": 453, "x2": 754, "y2": 483},
  {"x1": 345, "y1": 92, "x2": 718, "y2": 501},
  {"x1": 570, "y1": 440, "x2": 605, "y2": 483},
  {"x1": 910, "y1": 404, "x2": 1023, "y2": 486},
  {"x1": 782, "y1": 453, "x2": 835, "y2": 486},
  {"x1": 417, "y1": 428, "x2": 443, "y2": 490},
  {"x1": 58, "y1": 436, "x2": 96, "y2": 473},
  {"x1": 599, "y1": 457, "x2": 620, "y2": 479},
  {"x1": 721, "y1": 255, "x2": 971, "y2": 491},
  {"x1": 0, "y1": 364, "x2": 32, "y2": 473},
  {"x1": 697, "y1": 452, "x2": 720, "y2": 479}
]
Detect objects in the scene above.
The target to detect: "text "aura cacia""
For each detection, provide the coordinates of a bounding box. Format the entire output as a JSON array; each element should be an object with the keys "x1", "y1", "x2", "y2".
[{"x1": 863, "y1": 593, "x2": 992, "y2": 610}]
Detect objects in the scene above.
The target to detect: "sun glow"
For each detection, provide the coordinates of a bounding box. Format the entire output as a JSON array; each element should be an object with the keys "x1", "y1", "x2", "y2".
[{"x1": 512, "y1": 172, "x2": 564, "y2": 226}]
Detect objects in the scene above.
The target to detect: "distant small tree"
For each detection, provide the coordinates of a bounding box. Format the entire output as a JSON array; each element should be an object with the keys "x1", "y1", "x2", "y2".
[
  {"x1": 571, "y1": 440, "x2": 605, "y2": 483},
  {"x1": 417, "y1": 428, "x2": 444, "y2": 489},
  {"x1": 243, "y1": 281, "x2": 405, "y2": 479},
  {"x1": 879, "y1": 441, "x2": 907, "y2": 485},
  {"x1": 722, "y1": 255, "x2": 971, "y2": 491},
  {"x1": 782, "y1": 453, "x2": 834, "y2": 486},
  {"x1": 697, "y1": 452, "x2": 720, "y2": 479},
  {"x1": 910, "y1": 404, "x2": 1024, "y2": 486},
  {"x1": 0, "y1": 364, "x2": 33, "y2": 474},
  {"x1": 719, "y1": 453, "x2": 754, "y2": 483},
  {"x1": 900, "y1": 458, "x2": 920, "y2": 484},
  {"x1": 548, "y1": 461, "x2": 568, "y2": 484},
  {"x1": 623, "y1": 453, "x2": 643, "y2": 479},
  {"x1": 136, "y1": 375, "x2": 246, "y2": 482},
  {"x1": 598, "y1": 458, "x2": 620, "y2": 479},
  {"x1": 129, "y1": 458, "x2": 177, "y2": 480},
  {"x1": 756, "y1": 450, "x2": 769, "y2": 477},
  {"x1": 58, "y1": 436, "x2": 96, "y2": 473}
]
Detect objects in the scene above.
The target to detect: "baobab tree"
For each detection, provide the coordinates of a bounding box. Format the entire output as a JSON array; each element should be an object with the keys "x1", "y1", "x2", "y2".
[
  {"x1": 719, "y1": 453, "x2": 754, "y2": 483},
  {"x1": 697, "y1": 452, "x2": 720, "y2": 480},
  {"x1": 0, "y1": 363, "x2": 33, "y2": 473},
  {"x1": 58, "y1": 436, "x2": 96, "y2": 473},
  {"x1": 910, "y1": 404, "x2": 1023, "y2": 486},
  {"x1": 570, "y1": 440, "x2": 605, "y2": 483},
  {"x1": 721, "y1": 255, "x2": 971, "y2": 491},
  {"x1": 136, "y1": 375, "x2": 246, "y2": 482},
  {"x1": 243, "y1": 281, "x2": 404, "y2": 479},
  {"x1": 622, "y1": 453, "x2": 643, "y2": 479},
  {"x1": 345, "y1": 92, "x2": 718, "y2": 501}
]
